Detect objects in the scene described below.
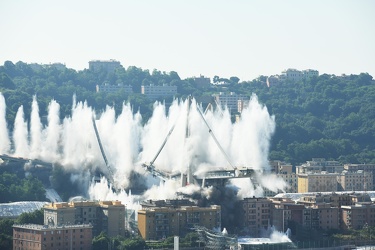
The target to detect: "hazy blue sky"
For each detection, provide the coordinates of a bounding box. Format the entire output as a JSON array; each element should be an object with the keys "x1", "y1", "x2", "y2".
[{"x1": 1, "y1": 0, "x2": 374, "y2": 81}]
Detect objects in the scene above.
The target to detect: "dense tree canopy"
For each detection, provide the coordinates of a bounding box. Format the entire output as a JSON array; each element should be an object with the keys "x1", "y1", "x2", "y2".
[
  {"x1": 0, "y1": 61, "x2": 374, "y2": 165},
  {"x1": 0, "y1": 172, "x2": 46, "y2": 203}
]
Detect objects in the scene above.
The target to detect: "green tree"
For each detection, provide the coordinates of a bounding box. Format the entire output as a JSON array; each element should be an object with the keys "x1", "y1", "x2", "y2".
[
  {"x1": 16, "y1": 209, "x2": 44, "y2": 225},
  {"x1": 92, "y1": 232, "x2": 109, "y2": 250}
]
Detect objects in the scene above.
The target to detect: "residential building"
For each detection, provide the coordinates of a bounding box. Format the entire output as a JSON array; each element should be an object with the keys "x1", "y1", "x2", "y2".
[
  {"x1": 279, "y1": 173, "x2": 298, "y2": 193},
  {"x1": 140, "y1": 199, "x2": 196, "y2": 209},
  {"x1": 13, "y1": 223, "x2": 92, "y2": 250},
  {"x1": 96, "y1": 83, "x2": 133, "y2": 93},
  {"x1": 338, "y1": 170, "x2": 373, "y2": 191},
  {"x1": 239, "y1": 197, "x2": 271, "y2": 237},
  {"x1": 269, "y1": 197, "x2": 304, "y2": 233},
  {"x1": 137, "y1": 205, "x2": 220, "y2": 240},
  {"x1": 281, "y1": 68, "x2": 319, "y2": 82},
  {"x1": 340, "y1": 203, "x2": 375, "y2": 230},
  {"x1": 141, "y1": 84, "x2": 177, "y2": 100},
  {"x1": 43, "y1": 200, "x2": 125, "y2": 237},
  {"x1": 193, "y1": 75, "x2": 211, "y2": 88},
  {"x1": 282, "y1": 69, "x2": 304, "y2": 82},
  {"x1": 298, "y1": 172, "x2": 339, "y2": 193},
  {"x1": 302, "y1": 69, "x2": 319, "y2": 78},
  {"x1": 344, "y1": 163, "x2": 375, "y2": 187},
  {"x1": 298, "y1": 193, "x2": 352, "y2": 208},
  {"x1": 213, "y1": 92, "x2": 247, "y2": 112},
  {"x1": 89, "y1": 59, "x2": 121, "y2": 73},
  {"x1": 302, "y1": 204, "x2": 339, "y2": 230},
  {"x1": 296, "y1": 158, "x2": 343, "y2": 174}
]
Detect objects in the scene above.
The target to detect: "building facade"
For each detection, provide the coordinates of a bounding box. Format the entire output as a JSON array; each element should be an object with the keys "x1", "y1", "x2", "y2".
[
  {"x1": 296, "y1": 158, "x2": 343, "y2": 174},
  {"x1": 141, "y1": 84, "x2": 177, "y2": 100},
  {"x1": 269, "y1": 197, "x2": 304, "y2": 233},
  {"x1": 43, "y1": 200, "x2": 125, "y2": 237},
  {"x1": 344, "y1": 164, "x2": 375, "y2": 188},
  {"x1": 13, "y1": 224, "x2": 92, "y2": 250},
  {"x1": 137, "y1": 205, "x2": 221, "y2": 240},
  {"x1": 193, "y1": 75, "x2": 211, "y2": 88},
  {"x1": 340, "y1": 203, "x2": 375, "y2": 230},
  {"x1": 338, "y1": 170, "x2": 373, "y2": 191},
  {"x1": 213, "y1": 92, "x2": 246, "y2": 112},
  {"x1": 88, "y1": 60, "x2": 121, "y2": 73},
  {"x1": 298, "y1": 172, "x2": 339, "y2": 193},
  {"x1": 239, "y1": 197, "x2": 271, "y2": 237},
  {"x1": 96, "y1": 83, "x2": 133, "y2": 93}
]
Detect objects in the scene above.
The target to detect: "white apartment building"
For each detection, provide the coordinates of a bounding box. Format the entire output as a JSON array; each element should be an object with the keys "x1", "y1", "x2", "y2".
[
  {"x1": 96, "y1": 83, "x2": 133, "y2": 93},
  {"x1": 141, "y1": 84, "x2": 177, "y2": 100},
  {"x1": 213, "y1": 92, "x2": 246, "y2": 112}
]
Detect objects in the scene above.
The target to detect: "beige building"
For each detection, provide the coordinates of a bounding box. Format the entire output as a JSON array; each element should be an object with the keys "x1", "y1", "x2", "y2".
[
  {"x1": 13, "y1": 224, "x2": 92, "y2": 250},
  {"x1": 298, "y1": 172, "x2": 339, "y2": 193},
  {"x1": 239, "y1": 197, "x2": 271, "y2": 237},
  {"x1": 338, "y1": 170, "x2": 373, "y2": 191},
  {"x1": 44, "y1": 200, "x2": 125, "y2": 237},
  {"x1": 138, "y1": 205, "x2": 221, "y2": 240}
]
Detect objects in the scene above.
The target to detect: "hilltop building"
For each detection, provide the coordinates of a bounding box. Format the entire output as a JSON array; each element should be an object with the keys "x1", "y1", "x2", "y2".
[
  {"x1": 213, "y1": 92, "x2": 247, "y2": 112},
  {"x1": 96, "y1": 82, "x2": 133, "y2": 93},
  {"x1": 13, "y1": 224, "x2": 92, "y2": 250},
  {"x1": 267, "y1": 68, "x2": 319, "y2": 86},
  {"x1": 141, "y1": 84, "x2": 177, "y2": 100},
  {"x1": 192, "y1": 75, "x2": 211, "y2": 88},
  {"x1": 43, "y1": 200, "x2": 125, "y2": 237},
  {"x1": 89, "y1": 59, "x2": 121, "y2": 73}
]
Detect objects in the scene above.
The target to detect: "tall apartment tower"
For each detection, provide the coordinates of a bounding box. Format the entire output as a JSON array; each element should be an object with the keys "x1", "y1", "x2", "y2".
[{"x1": 239, "y1": 197, "x2": 272, "y2": 237}]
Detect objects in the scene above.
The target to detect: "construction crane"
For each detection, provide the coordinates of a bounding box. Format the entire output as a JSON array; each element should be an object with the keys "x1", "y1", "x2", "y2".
[{"x1": 92, "y1": 117, "x2": 114, "y2": 185}]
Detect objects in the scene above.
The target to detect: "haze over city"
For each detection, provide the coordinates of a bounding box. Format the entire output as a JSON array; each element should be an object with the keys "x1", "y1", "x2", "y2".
[{"x1": 1, "y1": 0, "x2": 374, "y2": 81}]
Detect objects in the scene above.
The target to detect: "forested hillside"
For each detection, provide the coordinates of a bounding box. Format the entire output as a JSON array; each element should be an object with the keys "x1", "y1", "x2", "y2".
[{"x1": 0, "y1": 60, "x2": 374, "y2": 166}]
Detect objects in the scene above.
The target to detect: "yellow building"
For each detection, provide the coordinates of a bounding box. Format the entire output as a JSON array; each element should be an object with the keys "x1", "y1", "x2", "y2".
[
  {"x1": 298, "y1": 172, "x2": 339, "y2": 193},
  {"x1": 44, "y1": 200, "x2": 125, "y2": 237},
  {"x1": 138, "y1": 205, "x2": 221, "y2": 240}
]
